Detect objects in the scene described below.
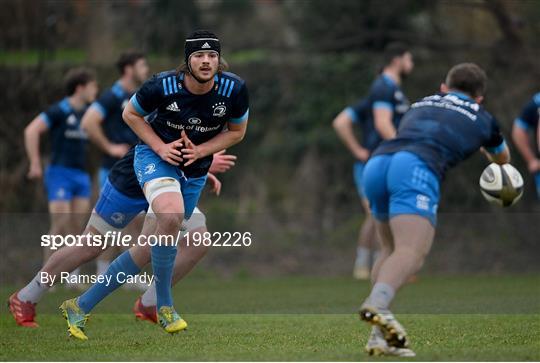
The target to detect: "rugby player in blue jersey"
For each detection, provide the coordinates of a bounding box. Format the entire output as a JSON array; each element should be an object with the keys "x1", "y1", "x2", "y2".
[
  {"x1": 512, "y1": 92, "x2": 540, "y2": 199},
  {"x1": 23, "y1": 68, "x2": 98, "y2": 273},
  {"x1": 8, "y1": 146, "x2": 234, "y2": 329},
  {"x1": 357, "y1": 63, "x2": 510, "y2": 356},
  {"x1": 82, "y1": 51, "x2": 149, "y2": 188},
  {"x1": 333, "y1": 43, "x2": 413, "y2": 279},
  {"x1": 81, "y1": 51, "x2": 149, "y2": 278},
  {"x1": 58, "y1": 30, "x2": 249, "y2": 337}
]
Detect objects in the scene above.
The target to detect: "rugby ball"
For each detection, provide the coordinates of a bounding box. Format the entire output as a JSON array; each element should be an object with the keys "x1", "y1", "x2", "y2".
[{"x1": 479, "y1": 163, "x2": 523, "y2": 207}]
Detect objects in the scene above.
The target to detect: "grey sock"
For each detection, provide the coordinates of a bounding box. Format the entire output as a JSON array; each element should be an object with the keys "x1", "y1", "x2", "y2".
[{"x1": 367, "y1": 282, "x2": 395, "y2": 310}]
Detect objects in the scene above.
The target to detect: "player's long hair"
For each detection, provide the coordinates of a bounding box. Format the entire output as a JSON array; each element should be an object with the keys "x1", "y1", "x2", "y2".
[{"x1": 176, "y1": 56, "x2": 229, "y2": 75}]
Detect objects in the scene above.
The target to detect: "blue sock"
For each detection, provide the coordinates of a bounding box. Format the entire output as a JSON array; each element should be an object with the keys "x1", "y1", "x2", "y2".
[
  {"x1": 78, "y1": 251, "x2": 141, "y2": 313},
  {"x1": 151, "y1": 245, "x2": 177, "y2": 310}
]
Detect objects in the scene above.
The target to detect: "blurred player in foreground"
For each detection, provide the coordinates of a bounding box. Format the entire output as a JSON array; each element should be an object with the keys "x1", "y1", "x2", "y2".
[
  {"x1": 333, "y1": 43, "x2": 413, "y2": 279},
  {"x1": 358, "y1": 63, "x2": 510, "y2": 357},
  {"x1": 512, "y1": 92, "x2": 540, "y2": 199},
  {"x1": 24, "y1": 68, "x2": 98, "y2": 280}
]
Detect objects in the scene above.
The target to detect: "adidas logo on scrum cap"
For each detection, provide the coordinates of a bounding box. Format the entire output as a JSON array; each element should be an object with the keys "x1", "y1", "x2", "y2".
[{"x1": 201, "y1": 42, "x2": 211, "y2": 49}]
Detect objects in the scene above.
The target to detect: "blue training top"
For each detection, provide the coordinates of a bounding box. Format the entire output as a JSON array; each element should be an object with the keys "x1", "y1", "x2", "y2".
[
  {"x1": 513, "y1": 92, "x2": 539, "y2": 152},
  {"x1": 131, "y1": 70, "x2": 249, "y2": 178},
  {"x1": 344, "y1": 74, "x2": 410, "y2": 152},
  {"x1": 39, "y1": 97, "x2": 89, "y2": 170},
  {"x1": 89, "y1": 81, "x2": 139, "y2": 169},
  {"x1": 373, "y1": 92, "x2": 506, "y2": 180}
]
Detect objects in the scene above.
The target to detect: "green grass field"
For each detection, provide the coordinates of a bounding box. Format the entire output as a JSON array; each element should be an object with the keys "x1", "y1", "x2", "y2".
[{"x1": 1, "y1": 275, "x2": 539, "y2": 361}]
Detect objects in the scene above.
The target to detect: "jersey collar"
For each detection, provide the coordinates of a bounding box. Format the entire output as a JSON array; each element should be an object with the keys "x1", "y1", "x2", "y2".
[
  {"x1": 112, "y1": 81, "x2": 129, "y2": 98},
  {"x1": 59, "y1": 97, "x2": 72, "y2": 114},
  {"x1": 382, "y1": 73, "x2": 397, "y2": 86},
  {"x1": 179, "y1": 72, "x2": 218, "y2": 96},
  {"x1": 448, "y1": 91, "x2": 474, "y2": 102}
]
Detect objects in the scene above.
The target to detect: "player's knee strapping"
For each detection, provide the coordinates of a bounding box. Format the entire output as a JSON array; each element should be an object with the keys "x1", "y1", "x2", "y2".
[{"x1": 144, "y1": 177, "x2": 181, "y2": 207}]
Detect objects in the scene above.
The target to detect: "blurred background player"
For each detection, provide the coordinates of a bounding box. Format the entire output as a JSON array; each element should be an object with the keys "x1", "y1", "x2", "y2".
[
  {"x1": 23, "y1": 67, "x2": 98, "y2": 285},
  {"x1": 81, "y1": 51, "x2": 149, "y2": 278},
  {"x1": 333, "y1": 43, "x2": 414, "y2": 279},
  {"x1": 358, "y1": 63, "x2": 510, "y2": 356},
  {"x1": 512, "y1": 92, "x2": 540, "y2": 199},
  {"x1": 60, "y1": 30, "x2": 250, "y2": 336}
]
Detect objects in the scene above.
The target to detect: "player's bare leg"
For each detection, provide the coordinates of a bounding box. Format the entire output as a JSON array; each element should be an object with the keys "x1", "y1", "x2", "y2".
[
  {"x1": 369, "y1": 221, "x2": 393, "y2": 284},
  {"x1": 13, "y1": 198, "x2": 112, "y2": 319},
  {"x1": 45, "y1": 201, "x2": 72, "y2": 262},
  {"x1": 45, "y1": 196, "x2": 102, "y2": 287},
  {"x1": 378, "y1": 215, "x2": 433, "y2": 288},
  {"x1": 46, "y1": 201, "x2": 84, "y2": 290},
  {"x1": 9, "y1": 224, "x2": 103, "y2": 327},
  {"x1": 170, "y1": 228, "x2": 209, "y2": 283},
  {"x1": 354, "y1": 198, "x2": 378, "y2": 280},
  {"x1": 363, "y1": 221, "x2": 416, "y2": 357},
  {"x1": 67, "y1": 197, "x2": 91, "y2": 289},
  {"x1": 360, "y1": 215, "x2": 434, "y2": 350}
]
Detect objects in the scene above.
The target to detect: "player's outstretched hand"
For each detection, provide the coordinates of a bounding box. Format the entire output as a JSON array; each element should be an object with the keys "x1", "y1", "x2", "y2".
[
  {"x1": 207, "y1": 172, "x2": 222, "y2": 196},
  {"x1": 27, "y1": 162, "x2": 42, "y2": 180},
  {"x1": 156, "y1": 138, "x2": 183, "y2": 166},
  {"x1": 181, "y1": 130, "x2": 202, "y2": 167},
  {"x1": 210, "y1": 150, "x2": 237, "y2": 174}
]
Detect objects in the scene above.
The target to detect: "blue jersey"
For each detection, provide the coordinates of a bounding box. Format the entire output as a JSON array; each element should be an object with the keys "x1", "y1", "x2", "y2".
[
  {"x1": 344, "y1": 74, "x2": 409, "y2": 151},
  {"x1": 373, "y1": 92, "x2": 506, "y2": 180},
  {"x1": 514, "y1": 92, "x2": 539, "y2": 151},
  {"x1": 107, "y1": 147, "x2": 143, "y2": 199},
  {"x1": 131, "y1": 70, "x2": 249, "y2": 177},
  {"x1": 39, "y1": 97, "x2": 89, "y2": 170},
  {"x1": 90, "y1": 81, "x2": 138, "y2": 168}
]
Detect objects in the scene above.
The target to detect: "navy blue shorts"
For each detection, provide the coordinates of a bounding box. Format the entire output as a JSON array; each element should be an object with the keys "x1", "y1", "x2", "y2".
[
  {"x1": 98, "y1": 167, "x2": 110, "y2": 191},
  {"x1": 44, "y1": 165, "x2": 91, "y2": 201},
  {"x1": 363, "y1": 151, "x2": 440, "y2": 226}
]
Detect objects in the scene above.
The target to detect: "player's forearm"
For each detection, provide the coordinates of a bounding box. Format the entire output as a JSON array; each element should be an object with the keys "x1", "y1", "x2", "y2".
[
  {"x1": 24, "y1": 126, "x2": 42, "y2": 165},
  {"x1": 123, "y1": 106, "x2": 165, "y2": 152},
  {"x1": 89, "y1": 128, "x2": 115, "y2": 154},
  {"x1": 333, "y1": 115, "x2": 365, "y2": 156},
  {"x1": 82, "y1": 110, "x2": 113, "y2": 153},
  {"x1": 198, "y1": 129, "x2": 245, "y2": 159},
  {"x1": 373, "y1": 109, "x2": 396, "y2": 140},
  {"x1": 512, "y1": 126, "x2": 536, "y2": 163},
  {"x1": 375, "y1": 120, "x2": 396, "y2": 140}
]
